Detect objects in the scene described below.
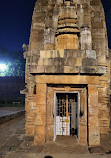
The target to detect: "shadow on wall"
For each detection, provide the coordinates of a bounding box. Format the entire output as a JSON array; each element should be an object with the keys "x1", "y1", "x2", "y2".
[{"x1": 44, "y1": 156, "x2": 53, "y2": 158}]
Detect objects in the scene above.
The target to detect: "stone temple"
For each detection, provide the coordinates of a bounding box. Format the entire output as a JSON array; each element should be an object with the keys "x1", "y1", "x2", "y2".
[{"x1": 22, "y1": 0, "x2": 111, "y2": 147}]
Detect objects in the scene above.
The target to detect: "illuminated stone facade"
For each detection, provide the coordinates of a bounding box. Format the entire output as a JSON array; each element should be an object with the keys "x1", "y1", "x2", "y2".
[{"x1": 23, "y1": 0, "x2": 111, "y2": 147}]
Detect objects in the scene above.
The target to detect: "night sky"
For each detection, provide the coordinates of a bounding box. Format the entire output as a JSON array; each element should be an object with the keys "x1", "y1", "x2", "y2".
[
  {"x1": 0, "y1": 0, "x2": 36, "y2": 51},
  {"x1": 102, "y1": 0, "x2": 111, "y2": 49},
  {"x1": 0, "y1": 0, "x2": 111, "y2": 51}
]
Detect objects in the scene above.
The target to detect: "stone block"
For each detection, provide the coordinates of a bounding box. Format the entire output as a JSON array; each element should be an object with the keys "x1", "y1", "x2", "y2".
[
  {"x1": 40, "y1": 50, "x2": 46, "y2": 58},
  {"x1": 46, "y1": 113, "x2": 54, "y2": 125},
  {"x1": 36, "y1": 75, "x2": 99, "y2": 85},
  {"x1": 25, "y1": 125, "x2": 34, "y2": 136},
  {"x1": 64, "y1": 66, "x2": 72, "y2": 73},
  {"x1": 53, "y1": 58, "x2": 63, "y2": 66},
  {"x1": 36, "y1": 66, "x2": 45, "y2": 73},
  {"x1": 75, "y1": 58, "x2": 82, "y2": 66},
  {"x1": 34, "y1": 126, "x2": 45, "y2": 145},
  {"x1": 38, "y1": 59, "x2": 44, "y2": 65},
  {"x1": 59, "y1": 49, "x2": 64, "y2": 58},
  {"x1": 46, "y1": 125, "x2": 54, "y2": 142},
  {"x1": 89, "y1": 96, "x2": 98, "y2": 107},
  {"x1": 43, "y1": 58, "x2": 50, "y2": 66},
  {"x1": 88, "y1": 86, "x2": 98, "y2": 94},
  {"x1": 43, "y1": 58, "x2": 54, "y2": 66},
  {"x1": 97, "y1": 66, "x2": 106, "y2": 74},
  {"x1": 56, "y1": 65, "x2": 65, "y2": 73},
  {"x1": 45, "y1": 66, "x2": 55, "y2": 73},
  {"x1": 88, "y1": 116, "x2": 99, "y2": 127},
  {"x1": 82, "y1": 58, "x2": 97, "y2": 66},
  {"x1": 92, "y1": 22, "x2": 103, "y2": 29},
  {"x1": 90, "y1": 0, "x2": 100, "y2": 5},
  {"x1": 79, "y1": 125, "x2": 87, "y2": 145},
  {"x1": 86, "y1": 50, "x2": 96, "y2": 59},
  {"x1": 31, "y1": 30, "x2": 44, "y2": 42},
  {"x1": 36, "y1": 84, "x2": 47, "y2": 94},
  {"x1": 36, "y1": 104, "x2": 46, "y2": 114},
  {"x1": 44, "y1": 44, "x2": 55, "y2": 50},
  {"x1": 36, "y1": 94, "x2": 46, "y2": 105},
  {"x1": 52, "y1": 50, "x2": 60, "y2": 58},
  {"x1": 89, "y1": 107, "x2": 98, "y2": 116},
  {"x1": 64, "y1": 58, "x2": 76, "y2": 67},
  {"x1": 35, "y1": 115, "x2": 46, "y2": 126},
  {"x1": 46, "y1": 51, "x2": 53, "y2": 58},
  {"x1": 56, "y1": 34, "x2": 78, "y2": 50},
  {"x1": 64, "y1": 49, "x2": 73, "y2": 58},
  {"x1": 33, "y1": 22, "x2": 45, "y2": 29},
  {"x1": 89, "y1": 126, "x2": 100, "y2": 146},
  {"x1": 82, "y1": 66, "x2": 97, "y2": 73},
  {"x1": 88, "y1": 87, "x2": 98, "y2": 108},
  {"x1": 100, "y1": 127, "x2": 109, "y2": 135},
  {"x1": 64, "y1": 49, "x2": 81, "y2": 58},
  {"x1": 54, "y1": 57, "x2": 62, "y2": 66}
]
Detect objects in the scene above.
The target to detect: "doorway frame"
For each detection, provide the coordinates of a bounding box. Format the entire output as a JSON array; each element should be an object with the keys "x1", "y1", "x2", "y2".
[{"x1": 54, "y1": 91, "x2": 80, "y2": 141}]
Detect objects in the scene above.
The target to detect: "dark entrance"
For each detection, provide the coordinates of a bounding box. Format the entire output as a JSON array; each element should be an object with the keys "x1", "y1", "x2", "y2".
[{"x1": 56, "y1": 93, "x2": 79, "y2": 137}]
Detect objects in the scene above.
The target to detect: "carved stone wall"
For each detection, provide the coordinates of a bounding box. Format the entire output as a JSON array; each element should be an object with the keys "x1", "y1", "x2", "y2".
[{"x1": 23, "y1": 0, "x2": 111, "y2": 146}]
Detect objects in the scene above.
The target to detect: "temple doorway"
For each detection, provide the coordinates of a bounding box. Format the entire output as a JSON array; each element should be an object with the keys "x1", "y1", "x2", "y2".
[{"x1": 55, "y1": 93, "x2": 79, "y2": 138}]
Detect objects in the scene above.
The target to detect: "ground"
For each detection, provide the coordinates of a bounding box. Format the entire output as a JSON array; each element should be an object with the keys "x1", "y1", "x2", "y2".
[{"x1": 0, "y1": 115, "x2": 111, "y2": 158}]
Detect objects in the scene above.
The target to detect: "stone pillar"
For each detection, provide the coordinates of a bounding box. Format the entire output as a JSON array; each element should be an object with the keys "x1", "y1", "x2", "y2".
[
  {"x1": 34, "y1": 83, "x2": 47, "y2": 145},
  {"x1": 79, "y1": 88, "x2": 87, "y2": 145},
  {"x1": 80, "y1": 25, "x2": 92, "y2": 51},
  {"x1": 44, "y1": 28, "x2": 55, "y2": 50},
  {"x1": 88, "y1": 86, "x2": 100, "y2": 147},
  {"x1": 79, "y1": 4, "x2": 84, "y2": 27}
]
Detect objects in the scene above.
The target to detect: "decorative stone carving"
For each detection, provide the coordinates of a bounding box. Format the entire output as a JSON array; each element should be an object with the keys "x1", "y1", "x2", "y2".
[{"x1": 80, "y1": 24, "x2": 92, "y2": 50}]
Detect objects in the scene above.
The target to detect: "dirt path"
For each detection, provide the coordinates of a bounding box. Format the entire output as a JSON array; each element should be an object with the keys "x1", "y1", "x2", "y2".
[
  {"x1": 0, "y1": 116, "x2": 25, "y2": 157},
  {"x1": 0, "y1": 116, "x2": 111, "y2": 158}
]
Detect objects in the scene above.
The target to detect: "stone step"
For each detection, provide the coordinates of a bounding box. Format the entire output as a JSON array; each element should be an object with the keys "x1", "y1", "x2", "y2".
[{"x1": 55, "y1": 135, "x2": 78, "y2": 146}]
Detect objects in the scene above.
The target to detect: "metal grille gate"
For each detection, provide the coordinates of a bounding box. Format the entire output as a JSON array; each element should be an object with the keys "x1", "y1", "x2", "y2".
[{"x1": 56, "y1": 93, "x2": 78, "y2": 136}]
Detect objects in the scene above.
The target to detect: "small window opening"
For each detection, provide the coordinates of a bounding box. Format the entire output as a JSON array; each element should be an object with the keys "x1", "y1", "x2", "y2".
[{"x1": 33, "y1": 85, "x2": 36, "y2": 94}]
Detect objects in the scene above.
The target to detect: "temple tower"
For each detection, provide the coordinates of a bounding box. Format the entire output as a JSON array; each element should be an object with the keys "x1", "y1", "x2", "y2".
[{"x1": 22, "y1": 0, "x2": 111, "y2": 147}]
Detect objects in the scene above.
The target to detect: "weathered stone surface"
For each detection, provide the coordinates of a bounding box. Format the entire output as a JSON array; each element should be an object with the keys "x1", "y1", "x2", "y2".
[
  {"x1": 36, "y1": 94, "x2": 46, "y2": 105},
  {"x1": 36, "y1": 104, "x2": 46, "y2": 114},
  {"x1": 30, "y1": 49, "x2": 106, "y2": 74},
  {"x1": 88, "y1": 86, "x2": 100, "y2": 146},
  {"x1": 34, "y1": 126, "x2": 45, "y2": 145},
  {"x1": 36, "y1": 84, "x2": 47, "y2": 94},
  {"x1": 36, "y1": 75, "x2": 99, "y2": 85},
  {"x1": 23, "y1": 0, "x2": 111, "y2": 147},
  {"x1": 82, "y1": 58, "x2": 97, "y2": 66},
  {"x1": 85, "y1": 50, "x2": 96, "y2": 59},
  {"x1": 35, "y1": 115, "x2": 46, "y2": 126}
]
